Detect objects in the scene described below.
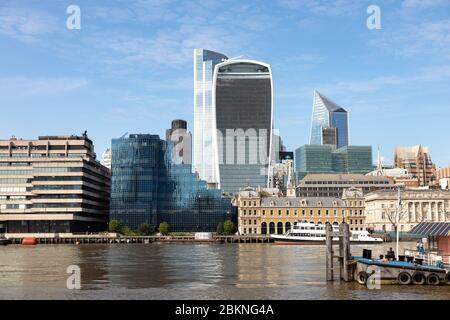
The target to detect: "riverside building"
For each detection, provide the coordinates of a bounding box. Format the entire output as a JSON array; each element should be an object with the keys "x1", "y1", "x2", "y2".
[
  {"x1": 365, "y1": 189, "x2": 450, "y2": 233},
  {"x1": 394, "y1": 145, "x2": 435, "y2": 187},
  {"x1": 0, "y1": 135, "x2": 110, "y2": 233},
  {"x1": 235, "y1": 186, "x2": 346, "y2": 235},
  {"x1": 110, "y1": 133, "x2": 232, "y2": 232}
]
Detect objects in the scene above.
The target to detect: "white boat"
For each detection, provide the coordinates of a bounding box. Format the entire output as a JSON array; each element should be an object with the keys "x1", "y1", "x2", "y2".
[{"x1": 271, "y1": 221, "x2": 383, "y2": 245}]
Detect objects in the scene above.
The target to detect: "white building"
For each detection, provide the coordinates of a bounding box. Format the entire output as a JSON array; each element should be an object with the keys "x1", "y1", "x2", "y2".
[
  {"x1": 100, "y1": 148, "x2": 111, "y2": 170},
  {"x1": 365, "y1": 189, "x2": 450, "y2": 232}
]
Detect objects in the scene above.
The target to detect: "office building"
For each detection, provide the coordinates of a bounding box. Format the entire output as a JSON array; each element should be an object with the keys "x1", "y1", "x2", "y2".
[
  {"x1": 100, "y1": 148, "x2": 111, "y2": 170},
  {"x1": 295, "y1": 144, "x2": 373, "y2": 179},
  {"x1": 0, "y1": 134, "x2": 110, "y2": 233},
  {"x1": 165, "y1": 119, "x2": 192, "y2": 165},
  {"x1": 214, "y1": 59, "x2": 273, "y2": 195},
  {"x1": 310, "y1": 91, "x2": 349, "y2": 148},
  {"x1": 394, "y1": 145, "x2": 435, "y2": 186},
  {"x1": 365, "y1": 189, "x2": 450, "y2": 232},
  {"x1": 296, "y1": 173, "x2": 393, "y2": 198},
  {"x1": 110, "y1": 133, "x2": 232, "y2": 232},
  {"x1": 193, "y1": 49, "x2": 228, "y2": 184}
]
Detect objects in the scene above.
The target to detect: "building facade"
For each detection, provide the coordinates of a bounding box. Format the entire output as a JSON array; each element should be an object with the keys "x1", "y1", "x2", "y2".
[
  {"x1": 214, "y1": 60, "x2": 273, "y2": 195},
  {"x1": 365, "y1": 189, "x2": 450, "y2": 232},
  {"x1": 296, "y1": 173, "x2": 393, "y2": 198},
  {"x1": 341, "y1": 187, "x2": 366, "y2": 231},
  {"x1": 394, "y1": 145, "x2": 435, "y2": 186},
  {"x1": 0, "y1": 135, "x2": 110, "y2": 233},
  {"x1": 235, "y1": 187, "x2": 346, "y2": 235},
  {"x1": 193, "y1": 49, "x2": 228, "y2": 184},
  {"x1": 110, "y1": 134, "x2": 232, "y2": 232},
  {"x1": 295, "y1": 144, "x2": 373, "y2": 179},
  {"x1": 310, "y1": 91, "x2": 349, "y2": 149}
]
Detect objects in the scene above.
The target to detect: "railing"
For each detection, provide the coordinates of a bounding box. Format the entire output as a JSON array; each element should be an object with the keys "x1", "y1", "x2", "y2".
[{"x1": 404, "y1": 248, "x2": 444, "y2": 267}]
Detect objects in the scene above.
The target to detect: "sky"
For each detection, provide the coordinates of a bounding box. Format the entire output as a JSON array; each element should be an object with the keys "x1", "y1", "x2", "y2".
[{"x1": 0, "y1": 0, "x2": 449, "y2": 167}]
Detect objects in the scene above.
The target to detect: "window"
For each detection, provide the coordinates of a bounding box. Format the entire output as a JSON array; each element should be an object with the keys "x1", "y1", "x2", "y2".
[
  {"x1": 262, "y1": 210, "x2": 266, "y2": 216},
  {"x1": 286, "y1": 210, "x2": 290, "y2": 216},
  {"x1": 270, "y1": 210, "x2": 274, "y2": 216}
]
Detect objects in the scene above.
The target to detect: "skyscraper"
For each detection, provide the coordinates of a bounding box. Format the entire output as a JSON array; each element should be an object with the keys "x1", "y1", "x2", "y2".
[
  {"x1": 214, "y1": 59, "x2": 273, "y2": 195},
  {"x1": 193, "y1": 49, "x2": 228, "y2": 185},
  {"x1": 310, "y1": 91, "x2": 349, "y2": 148}
]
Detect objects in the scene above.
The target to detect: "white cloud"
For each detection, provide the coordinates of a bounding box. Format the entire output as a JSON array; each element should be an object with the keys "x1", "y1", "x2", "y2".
[
  {"x1": 402, "y1": 0, "x2": 450, "y2": 8},
  {"x1": 0, "y1": 4, "x2": 59, "y2": 42},
  {"x1": 0, "y1": 77, "x2": 88, "y2": 96},
  {"x1": 278, "y1": 0, "x2": 362, "y2": 16}
]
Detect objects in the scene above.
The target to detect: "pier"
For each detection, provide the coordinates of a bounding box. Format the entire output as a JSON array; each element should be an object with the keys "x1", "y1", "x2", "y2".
[{"x1": 5, "y1": 234, "x2": 274, "y2": 245}]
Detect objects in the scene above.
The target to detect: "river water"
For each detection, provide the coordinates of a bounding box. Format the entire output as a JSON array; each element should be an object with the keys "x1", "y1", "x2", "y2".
[{"x1": 0, "y1": 242, "x2": 449, "y2": 300}]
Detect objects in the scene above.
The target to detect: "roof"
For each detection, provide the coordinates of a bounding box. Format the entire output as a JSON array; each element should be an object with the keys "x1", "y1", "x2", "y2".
[
  {"x1": 315, "y1": 91, "x2": 347, "y2": 113},
  {"x1": 260, "y1": 196, "x2": 345, "y2": 208},
  {"x1": 408, "y1": 222, "x2": 450, "y2": 236},
  {"x1": 301, "y1": 173, "x2": 390, "y2": 182}
]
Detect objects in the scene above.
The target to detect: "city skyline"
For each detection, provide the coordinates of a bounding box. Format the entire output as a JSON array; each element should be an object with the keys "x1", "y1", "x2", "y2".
[{"x1": 1, "y1": 0, "x2": 450, "y2": 167}]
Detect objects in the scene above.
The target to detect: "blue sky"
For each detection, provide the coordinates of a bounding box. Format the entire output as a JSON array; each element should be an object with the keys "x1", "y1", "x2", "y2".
[{"x1": 1, "y1": 0, "x2": 449, "y2": 167}]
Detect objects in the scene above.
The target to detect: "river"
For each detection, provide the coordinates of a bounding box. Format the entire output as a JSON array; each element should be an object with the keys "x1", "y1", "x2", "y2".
[{"x1": 0, "y1": 241, "x2": 449, "y2": 300}]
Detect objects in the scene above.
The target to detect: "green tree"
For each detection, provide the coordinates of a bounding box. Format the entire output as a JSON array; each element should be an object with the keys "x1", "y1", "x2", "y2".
[
  {"x1": 216, "y1": 222, "x2": 224, "y2": 235},
  {"x1": 137, "y1": 223, "x2": 154, "y2": 236},
  {"x1": 223, "y1": 220, "x2": 236, "y2": 234},
  {"x1": 121, "y1": 226, "x2": 133, "y2": 236},
  {"x1": 159, "y1": 222, "x2": 170, "y2": 235},
  {"x1": 108, "y1": 220, "x2": 122, "y2": 233}
]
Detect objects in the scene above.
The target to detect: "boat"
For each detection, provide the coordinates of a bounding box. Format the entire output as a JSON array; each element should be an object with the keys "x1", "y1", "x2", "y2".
[
  {"x1": 271, "y1": 221, "x2": 383, "y2": 245},
  {"x1": 354, "y1": 254, "x2": 450, "y2": 285}
]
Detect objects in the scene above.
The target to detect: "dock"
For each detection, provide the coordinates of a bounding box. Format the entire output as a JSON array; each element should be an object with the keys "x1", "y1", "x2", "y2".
[{"x1": 4, "y1": 234, "x2": 274, "y2": 245}]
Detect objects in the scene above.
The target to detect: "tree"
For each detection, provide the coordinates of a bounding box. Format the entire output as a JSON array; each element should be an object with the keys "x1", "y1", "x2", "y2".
[
  {"x1": 159, "y1": 222, "x2": 170, "y2": 235},
  {"x1": 108, "y1": 220, "x2": 122, "y2": 233},
  {"x1": 223, "y1": 220, "x2": 236, "y2": 234},
  {"x1": 216, "y1": 222, "x2": 224, "y2": 235},
  {"x1": 137, "y1": 223, "x2": 154, "y2": 236}
]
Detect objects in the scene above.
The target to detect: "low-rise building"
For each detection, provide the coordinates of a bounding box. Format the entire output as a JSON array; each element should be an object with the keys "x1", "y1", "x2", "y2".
[
  {"x1": 296, "y1": 173, "x2": 393, "y2": 198},
  {"x1": 235, "y1": 187, "x2": 346, "y2": 235},
  {"x1": 365, "y1": 189, "x2": 450, "y2": 233}
]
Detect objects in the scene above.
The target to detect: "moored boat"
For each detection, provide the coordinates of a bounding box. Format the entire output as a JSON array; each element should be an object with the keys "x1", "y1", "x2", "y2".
[{"x1": 271, "y1": 221, "x2": 383, "y2": 245}]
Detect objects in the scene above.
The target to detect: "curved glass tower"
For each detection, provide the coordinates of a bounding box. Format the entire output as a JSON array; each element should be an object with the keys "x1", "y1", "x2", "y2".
[
  {"x1": 193, "y1": 49, "x2": 228, "y2": 185},
  {"x1": 310, "y1": 91, "x2": 349, "y2": 148},
  {"x1": 213, "y1": 60, "x2": 273, "y2": 195}
]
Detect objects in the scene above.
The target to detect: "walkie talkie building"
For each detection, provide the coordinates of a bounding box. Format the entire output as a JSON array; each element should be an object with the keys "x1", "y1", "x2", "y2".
[{"x1": 213, "y1": 60, "x2": 273, "y2": 195}]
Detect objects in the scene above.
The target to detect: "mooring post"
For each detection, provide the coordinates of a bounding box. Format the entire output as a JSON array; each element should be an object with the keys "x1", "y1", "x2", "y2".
[
  {"x1": 342, "y1": 222, "x2": 351, "y2": 282},
  {"x1": 339, "y1": 223, "x2": 344, "y2": 280},
  {"x1": 325, "y1": 222, "x2": 333, "y2": 281}
]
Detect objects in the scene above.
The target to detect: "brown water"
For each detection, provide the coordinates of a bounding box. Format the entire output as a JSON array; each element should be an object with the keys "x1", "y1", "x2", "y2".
[{"x1": 0, "y1": 242, "x2": 449, "y2": 300}]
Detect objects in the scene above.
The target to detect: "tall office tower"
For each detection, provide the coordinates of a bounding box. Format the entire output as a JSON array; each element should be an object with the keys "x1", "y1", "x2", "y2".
[
  {"x1": 193, "y1": 49, "x2": 228, "y2": 184},
  {"x1": 165, "y1": 119, "x2": 192, "y2": 165},
  {"x1": 214, "y1": 59, "x2": 273, "y2": 195},
  {"x1": 0, "y1": 135, "x2": 110, "y2": 233},
  {"x1": 310, "y1": 91, "x2": 349, "y2": 148},
  {"x1": 101, "y1": 148, "x2": 112, "y2": 170},
  {"x1": 110, "y1": 134, "x2": 232, "y2": 231},
  {"x1": 394, "y1": 145, "x2": 435, "y2": 186}
]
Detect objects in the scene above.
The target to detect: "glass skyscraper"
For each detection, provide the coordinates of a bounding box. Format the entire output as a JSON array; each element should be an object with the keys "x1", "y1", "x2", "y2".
[
  {"x1": 111, "y1": 134, "x2": 232, "y2": 232},
  {"x1": 193, "y1": 49, "x2": 228, "y2": 185},
  {"x1": 310, "y1": 91, "x2": 349, "y2": 148},
  {"x1": 214, "y1": 60, "x2": 273, "y2": 195}
]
